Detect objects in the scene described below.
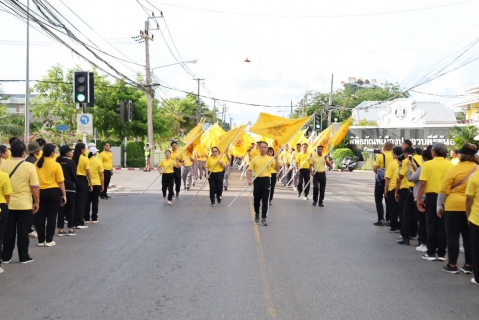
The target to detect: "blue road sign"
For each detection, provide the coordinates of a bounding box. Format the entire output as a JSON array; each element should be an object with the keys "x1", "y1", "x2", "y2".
[
  {"x1": 80, "y1": 115, "x2": 90, "y2": 125},
  {"x1": 56, "y1": 124, "x2": 69, "y2": 131}
]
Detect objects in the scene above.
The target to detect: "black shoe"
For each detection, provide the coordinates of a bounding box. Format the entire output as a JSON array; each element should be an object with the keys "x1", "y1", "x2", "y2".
[
  {"x1": 318, "y1": 202, "x2": 324, "y2": 207},
  {"x1": 224, "y1": 186, "x2": 227, "y2": 191},
  {"x1": 461, "y1": 265, "x2": 473, "y2": 274},
  {"x1": 386, "y1": 220, "x2": 391, "y2": 226},
  {"x1": 388, "y1": 228, "x2": 398, "y2": 232},
  {"x1": 100, "y1": 196, "x2": 105, "y2": 200},
  {"x1": 442, "y1": 264, "x2": 459, "y2": 274},
  {"x1": 261, "y1": 218, "x2": 268, "y2": 226},
  {"x1": 396, "y1": 238, "x2": 410, "y2": 245},
  {"x1": 217, "y1": 196, "x2": 222, "y2": 204},
  {"x1": 106, "y1": 195, "x2": 112, "y2": 199},
  {"x1": 211, "y1": 202, "x2": 215, "y2": 207},
  {"x1": 176, "y1": 193, "x2": 179, "y2": 199},
  {"x1": 255, "y1": 213, "x2": 259, "y2": 223},
  {"x1": 312, "y1": 202, "x2": 317, "y2": 206},
  {"x1": 373, "y1": 221, "x2": 386, "y2": 226}
]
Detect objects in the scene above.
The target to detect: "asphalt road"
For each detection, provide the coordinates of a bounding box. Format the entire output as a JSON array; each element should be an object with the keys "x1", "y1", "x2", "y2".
[{"x1": 0, "y1": 168, "x2": 478, "y2": 320}]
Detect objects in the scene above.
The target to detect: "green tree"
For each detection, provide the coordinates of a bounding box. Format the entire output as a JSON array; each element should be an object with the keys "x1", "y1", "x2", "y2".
[
  {"x1": 448, "y1": 125, "x2": 479, "y2": 147},
  {"x1": 356, "y1": 119, "x2": 378, "y2": 126}
]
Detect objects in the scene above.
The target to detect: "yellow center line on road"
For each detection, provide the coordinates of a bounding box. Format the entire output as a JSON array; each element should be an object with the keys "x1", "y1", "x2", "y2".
[{"x1": 249, "y1": 196, "x2": 277, "y2": 318}]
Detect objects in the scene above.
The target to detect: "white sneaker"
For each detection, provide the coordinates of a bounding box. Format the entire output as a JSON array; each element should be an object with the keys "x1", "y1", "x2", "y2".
[
  {"x1": 38, "y1": 242, "x2": 45, "y2": 247},
  {"x1": 75, "y1": 225, "x2": 88, "y2": 229},
  {"x1": 45, "y1": 241, "x2": 56, "y2": 247},
  {"x1": 472, "y1": 278, "x2": 479, "y2": 286},
  {"x1": 303, "y1": 196, "x2": 308, "y2": 200},
  {"x1": 29, "y1": 230, "x2": 38, "y2": 238},
  {"x1": 460, "y1": 246, "x2": 465, "y2": 253},
  {"x1": 293, "y1": 187, "x2": 297, "y2": 192},
  {"x1": 416, "y1": 244, "x2": 427, "y2": 252},
  {"x1": 85, "y1": 221, "x2": 91, "y2": 224},
  {"x1": 0, "y1": 267, "x2": 4, "y2": 274}
]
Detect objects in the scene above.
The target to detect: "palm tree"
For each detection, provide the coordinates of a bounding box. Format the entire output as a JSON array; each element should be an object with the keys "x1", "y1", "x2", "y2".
[{"x1": 448, "y1": 125, "x2": 479, "y2": 147}]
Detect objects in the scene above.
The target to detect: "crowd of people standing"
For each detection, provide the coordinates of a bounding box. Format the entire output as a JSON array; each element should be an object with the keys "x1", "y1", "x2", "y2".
[{"x1": 0, "y1": 137, "x2": 114, "y2": 274}]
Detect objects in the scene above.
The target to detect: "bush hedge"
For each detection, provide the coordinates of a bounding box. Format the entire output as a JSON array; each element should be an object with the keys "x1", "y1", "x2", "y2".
[{"x1": 332, "y1": 148, "x2": 355, "y2": 168}]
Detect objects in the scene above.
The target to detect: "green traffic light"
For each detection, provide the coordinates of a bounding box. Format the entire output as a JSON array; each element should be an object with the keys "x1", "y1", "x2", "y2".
[{"x1": 77, "y1": 93, "x2": 86, "y2": 102}]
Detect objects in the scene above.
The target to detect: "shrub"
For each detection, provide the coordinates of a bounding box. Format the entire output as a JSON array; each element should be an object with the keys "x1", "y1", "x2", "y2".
[
  {"x1": 332, "y1": 148, "x2": 355, "y2": 168},
  {"x1": 361, "y1": 152, "x2": 375, "y2": 171},
  {"x1": 126, "y1": 157, "x2": 145, "y2": 168}
]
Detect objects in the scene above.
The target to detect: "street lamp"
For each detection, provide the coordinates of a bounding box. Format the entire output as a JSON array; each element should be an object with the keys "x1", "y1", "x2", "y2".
[{"x1": 151, "y1": 59, "x2": 197, "y2": 73}]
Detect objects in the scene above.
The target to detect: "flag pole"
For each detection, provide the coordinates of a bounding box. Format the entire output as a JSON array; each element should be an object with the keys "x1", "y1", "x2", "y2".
[{"x1": 188, "y1": 123, "x2": 250, "y2": 205}]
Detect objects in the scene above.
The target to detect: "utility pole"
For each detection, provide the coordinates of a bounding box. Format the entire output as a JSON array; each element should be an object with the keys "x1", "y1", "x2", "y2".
[
  {"x1": 328, "y1": 74, "x2": 334, "y2": 126},
  {"x1": 194, "y1": 78, "x2": 204, "y2": 124},
  {"x1": 229, "y1": 116, "x2": 232, "y2": 129},
  {"x1": 25, "y1": 0, "x2": 30, "y2": 142},
  {"x1": 290, "y1": 101, "x2": 292, "y2": 116}
]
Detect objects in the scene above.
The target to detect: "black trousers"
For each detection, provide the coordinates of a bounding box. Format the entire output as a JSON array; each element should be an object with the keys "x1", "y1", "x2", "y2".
[
  {"x1": 313, "y1": 172, "x2": 326, "y2": 204},
  {"x1": 173, "y1": 167, "x2": 181, "y2": 194},
  {"x1": 1, "y1": 209, "x2": 32, "y2": 262},
  {"x1": 297, "y1": 169, "x2": 310, "y2": 196},
  {"x1": 425, "y1": 193, "x2": 447, "y2": 257},
  {"x1": 254, "y1": 177, "x2": 270, "y2": 219},
  {"x1": 470, "y1": 222, "x2": 479, "y2": 282},
  {"x1": 374, "y1": 180, "x2": 388, "y2": 221},
  {"x1": 58, "y1": 192, "x2": 76, "y2": 229},
  {"x1": 162, "y1": 173, "x2": 174, "y2": 201},
  {"x1": 84, "y1": 186, "x2": 102, "y2": 222},
  {"x1": 444, "y1": 211, "x2": 471, "y2": 266},
  {"x1": 37, "y1": 188, "x2": 61, "y2": 243},
  {"x1": 417, "y1": 204, "x2": 427, "y2": 244},
  {"x1": 208, "y1": 171, "x2": 224, "y2": 203},
  {"x1": 387, "y1": 190, "x2": 400, "y2": 230},
  {"x1": 100, "y1": 170, "x2": 112, "y2": 197},
  {"x1": 397, "y1": 188, "x2": 409, "y2": 231},
  {"x1": 75, "y1": 176, "x2": 89, "y2": 227},
  {"x1": 269, "y1": 173, "x2": 277, "y2": 202},
  {"x1": 401, "y1": 189, "x2": 417, "y2": 239},
  {"x1": 0, "y1": 203, "x2": 8, "y2": 266}
]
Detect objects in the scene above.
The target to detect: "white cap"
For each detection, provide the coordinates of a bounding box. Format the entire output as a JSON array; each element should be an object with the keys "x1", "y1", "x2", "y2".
[{"x1": 89, "y1": 146, "x2": 99, "y2": 154}]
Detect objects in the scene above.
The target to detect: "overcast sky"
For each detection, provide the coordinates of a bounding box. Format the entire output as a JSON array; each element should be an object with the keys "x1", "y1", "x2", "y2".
[{"x1": 1, "y1": 0, "x2": 479, "y2": 126}]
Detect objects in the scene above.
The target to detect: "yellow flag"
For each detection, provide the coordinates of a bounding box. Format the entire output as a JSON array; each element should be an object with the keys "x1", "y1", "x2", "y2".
[
  {"x1": 288, "y1": 129, "x2": 306, "y2": 147},
  {"x1": 178, "y1": 128, "x2": 203, "y2": 157},
  {"x1": 249, "y1": 113, "x2": 311, "y2": 145},
  {"x1": 184, "y1": 122, "x2": 204, "y2": 144},
  {"x1": 232, "y1": 132, "x2": 255, "y2": 157},
  {"x1": 329, "y1": 119, "x2": 352, "y2": 148},
  {"x1": 200, "y1": 123, "x2": 225, "y2": 150},
  {"x1": 313, "y1": 126, "x2": 333, "y2": 147},
  {"x1": 216, "y1": 125, "x2": 248, "y2": 154}
]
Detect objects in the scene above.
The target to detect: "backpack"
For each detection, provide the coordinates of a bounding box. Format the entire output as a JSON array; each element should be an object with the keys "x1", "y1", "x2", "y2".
[{"x1": 375, "y1": 154, "x2": 386, "y2": 182}]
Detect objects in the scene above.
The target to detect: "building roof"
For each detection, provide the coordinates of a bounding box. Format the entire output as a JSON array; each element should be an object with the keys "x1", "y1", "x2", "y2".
[{"x1": 353, "y1": 100, "x2": 457, "y2": 124}]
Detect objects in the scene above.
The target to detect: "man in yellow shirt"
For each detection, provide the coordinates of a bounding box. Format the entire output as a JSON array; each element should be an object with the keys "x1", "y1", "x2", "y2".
[
  {"x1": 310, "y1": 145, "x2": 332, "y2": 207},
  {"x1": 296, "y1": 143, "x2": 311, "y2": 200},
  {"x1": 248, "y1": 141, "x2": 280, "y2": 226},
  {"x1": 373, "y1": 141, "x2": 394, "y2": 226},
  {"x1": 250, "y1": 142, "x2": 261, "y2": 158},
  {"x1": 99, "y1": 142, "x2": 113, "y2": 200},
  {"x1": 385, "y1": 147, "x2": 402, "y2": 233},
  {"x1": 418, "y1": 143, "x2": 454, "y2": 261},
  {"x1": 465, "y1": 169, "x2": 479, "y2": 285},
  {"x1": 182, "y1": 152, "x2": 196, "y2": 191},
  {"x1": 170, "y1": 141, "x2": 185, "y2": 199},
  {"x1": 197, "y1": 150, "x2": 207, "y2": 180}
]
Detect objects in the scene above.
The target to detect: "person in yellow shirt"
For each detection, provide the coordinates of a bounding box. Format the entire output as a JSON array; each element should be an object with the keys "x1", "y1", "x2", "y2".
[
  {"x1": 373, "y1": 141, "x2": 394, "y2": 226},
  {"x1": 35, "y1": 144, "x2": 66, "y2": 247},
  {"x1": 197, "y1": 150, "x2": 207, "y2": 180},
  {"x1": 223, "y1": 152, "x2": 232, "y2": 191},
  {"x1": 206, "y1": 147, "x2": 227, "y2": 207},
  {"x1": 450, "y1": 150, "x2": 460, "y2": 166},
  {"x1": 291, "y1": 143, "x2": 302, "y2": 191},
  {"x1": 99, "y1": 142, "x2": 113, "y2": 200},
  {"x1": 437, "y1": 143, "x2": 477, "y2": 274},
  {"x1": 84, "y1": 147, "x2": 104, "y2": 224},
  {"x1": 182, "y1": 152, "x2": 196, "y2": 191},
  {"x1": 281, "y1": 147, "x2": 293, "y2": 187},
  {"x1": 310, "y1": 145, "x2": 332, "y2": 207},
  {"x1": 267, "y1": 147, "x2": 281, "y2": 205},
  {"x1": 384, "y1": 147, "x2": 402, "y2": 233},
  {"x1": 0, "y1": 145, "x2": 9, "y2": 170},
  {"x1": 0, "y1": 166, "x2": 13, "y2": 274},
  {"x1": 158, "y1": 150, "x2": 179, "y2": 205},
  {"x1": 35, "y1": 138, "x2": 46, "y2": 159},
  {"x1": 465, "y1": 160, "x2": 479, "y2": 285},
  {"x1": 295, "y1": 143, "x2": 312, "y2": 200},
  {"x1": 144, "y1": 143, "x2": 152, "y2": 172},
  {"x1": 72, "y1": 143, "x2": 92, "y2": 229},
  {"x1": 170, "y1": 141, "x2": 185, "y2": 199},
  {"x1": 418, "y1": 143, "x2": 454, "y2": 261},
  {"x1": 250, "y1": 142, "x2": 261, "y2": 158},
  {"x1": 247, "y1": 142, "x2": 280, "y2": 225}
]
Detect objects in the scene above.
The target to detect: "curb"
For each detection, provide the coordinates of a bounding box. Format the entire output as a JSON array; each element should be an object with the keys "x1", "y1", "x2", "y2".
[{"x1": 114, "y1": 167, "x2": 150, "y2": 171}]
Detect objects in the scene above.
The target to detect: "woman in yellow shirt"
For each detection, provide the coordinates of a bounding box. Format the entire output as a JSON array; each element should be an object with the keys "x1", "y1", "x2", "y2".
[
  {"x1": 205, "y1": 147, "x2": 227, "y2": 207},
  {"x1": 438, "y1": 143, "x2": 477, "y2": 273},
  {"x1": 84, "y1": 147, "x2": 104, "y2": 223},
  {"x1": 158, "y1": 150, "x2": 179, "y2": 205},
  {"x1": 72, "y1": 143, "x2": 92, "y2": 229},
  {"x1": 267, "y1": 147, "x2": 280, "y2": 205},
  {"x1": 35, "y1": 144, "x2": 66, "y2": 247}
]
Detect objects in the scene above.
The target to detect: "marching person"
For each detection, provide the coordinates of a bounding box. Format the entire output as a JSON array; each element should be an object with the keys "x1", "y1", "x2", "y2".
[
  {"x1": 56, "y1": 145, "x2": 77, "y2": 236},
  {"x1": 35, "y1": 144, "x2": 66, "y2": 247},
  {"x1": 1, "y1": 141, "x2": 39, "y2": 264},
  {"x1": 197, "y1": 150, "x2": 207, "y2": 180},
  {"x1": 223, "y1": 152, "x2": 232, "y2": 191},
  {"x1": 206, "y1": 147, "x2": 227, "y2": 207},
  {"x1": 384, "y1": 147, "x2": 403, "y2": 233},
  {"x1": 84, "y1": 147, "x2": 104, "y2": 224},
  {"x1": 0, "y1": 157, "x2": 12, "y2": 274},
  {"x1": 99, "y1": 142, "x2": 113, "y2": 199},
  {"x1": 296, "y1": 143, "x2": 311, "y2": 200},
  {"x1": 158, "y1": 150, "x2": 178, "y2": 205},
  {"x1": 267, "y1": 147, "x2": 280, "y2": 205},
  {"x1": 144, "y1": 143, "x2": 151, "y2": 172},
  {"x1": 170, "y1": 141, "x2": 185, "y2": 199},
  {"x1": 310, "y1": 145, "x2": 332, "y2": 207},
  {"x1": 373, "y1": 141, "x2": 394, "y2": 226},
  {"x1": 248, "y1": 141, "x2": 280, "y2": 226},
  {"x1": 73, "y1": 143, "x2": 92, "y2": 229},
  {"x1": 182, "y1": 152, "x2": 196, "y2": 191},
  {"x1": 292, "y1": 143, "x2": 302, "y2": 191},
  {"x1": 280, "y1": 144, "x2": 292, "y2": 187}
]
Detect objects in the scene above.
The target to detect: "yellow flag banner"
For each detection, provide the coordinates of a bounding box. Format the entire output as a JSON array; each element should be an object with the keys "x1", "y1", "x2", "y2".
[
  {"x1": 288, "y1": 129, "x2": 307, "y2": 147},
  {"x1": 184, "y1": 122, "x2": 204, "y2": 144},
  {"x1": 200, "y1": 123, "x2": 225, "y2": 150},
  {"x1": 179, "y1": 129, "x2": 204, "y2": 157},
  {"x1": 313, "y1": 125, "x2": 333, "y2": 147},
  {"x1": 328, "y1": 118, "x2": 352, "y2": 148},
  {"x1": 232, "y1": 132, "x2": 255, "y2": 157},
  {"x1": 216, "y1": 124, "x2": 248, "y2": 154},
  {"x1": 249, "y1": 113, "x2": 311, "y2": 146}
]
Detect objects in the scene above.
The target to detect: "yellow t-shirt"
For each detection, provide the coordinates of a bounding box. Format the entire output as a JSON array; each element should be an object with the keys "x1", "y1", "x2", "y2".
[
  {"x1": 310, "y1": 154, "x2": 327, "y2": 173},
  {"x1": 400, "y1": 154, "x2": 423, "y2": 188},
  {"x1": 0, "y1": 171, "x2": 13, "y2": 204},
  {"x1": 420, "y1": 157, "x2": 454, "y2": 194},
  {"x1": 183, "y1": 154, "x2": 194, "y2": 167},
  {"x1": 374, "y1": 151, "x2": 394, "y2": 170},
  {"x1": 248, "y1": 155, "x2": 275, "y2": 178},
  {"x1": 76, "y1": 155, "x2": 90, "y2": 176},
  {"x1": 89, "y1": 157, "x2": 104, "y2": 186},
  {"x1": 451, "y1": 158, "x2": 460, "y2": 166},
  {"x1": 385, "y1": 160, "x2": 399, "y2": 191},
  {"x1": 206, "y1": 155, "x2": 227, "y2": 173},
  {"x1": 270, "y1": 159, "x2": 279, "y2": 174},
  {"x1": 99, "y1": 151, "x2": 113, "y2": 170},
  {"x1": 440, "y1": 161, "x2": 478, "y2": 211},
  {"x1": 159, "y1": 158, "x2": 176, "y2": 174},
  {"x1": 1, "y1": 159, "x2": 40, "y2": 210},
  {"x1": 295, "y1": 152, "x2": 311, "y2": 169},
  {"x1": 170, "y1": 150, "x2": 185, "y2": 164},
  {"x1": 465, "y1": 172, "x2": 479, "y2": 226},
  {"x1": 36, "y1": 158, "x2": 64, "y2": 190}
]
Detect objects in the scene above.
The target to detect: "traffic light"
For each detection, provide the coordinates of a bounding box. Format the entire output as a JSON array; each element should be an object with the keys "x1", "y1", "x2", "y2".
[
  {"x1": 117, "y1": 101, "x2": 125, "y2": 122},
  {"x1": 314, "y1": 113, "x2": 322, "y2": 132},
  {"x1": 73, "y1": 71, "x2": 89, "y2": 103},
  {"x1": 127, "y1": 101, "x2": 135, "y2": 122}
]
